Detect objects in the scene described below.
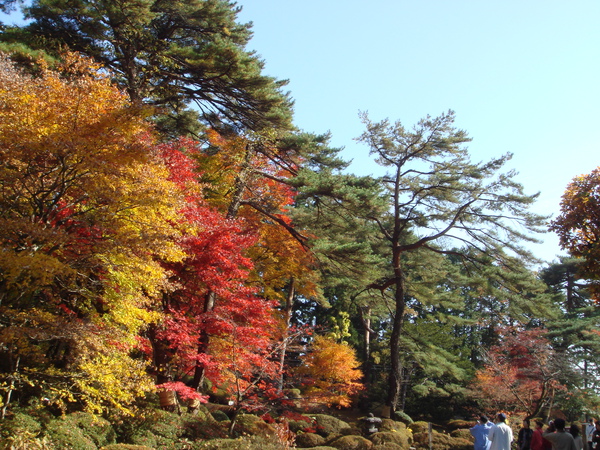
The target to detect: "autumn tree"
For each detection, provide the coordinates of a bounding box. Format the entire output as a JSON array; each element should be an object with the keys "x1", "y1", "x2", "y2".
[
  {"x1": 355, "y1": 110, "x2": 547, "y2": 416},
  {"x1": 1, "y1": 0, "x2": 293, "y2": 135},
  {"x1": 551, "y1": 168, "x2": 600, "y2": 299},
  {"x1": 469, "y1": 327, "x2": 569, "y2": 419},
  {"x1": 135, "y1": 138, "x2": 283, "y2": 418},
  {"x1": 0, "y1": 53, "x2": 185, "y2": 415},
  {"x1": 297, "y1": 335, "x2": 364, "y2": 409},
  {"x1": 191, "y1": 128, "x2": 346, "y2": 394}
]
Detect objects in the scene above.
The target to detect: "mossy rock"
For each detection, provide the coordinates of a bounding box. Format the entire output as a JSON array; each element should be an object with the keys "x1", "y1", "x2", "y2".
[
  {"x1": 68, "y1": 412, "x2": 117, "y2": 447},
  {"x1": 100, "y1": 445, "x2": 155, "y2": 450},
  {"x1": 195, "y1": 437, "x2": 250, "y2": 449},
  {"x1": 233, "y1": 414, "x2": 276, "y2": 438},
  {"x1": 412, "y1": 430, "x2": 473, "y2": 450},
  {"x1": 445, "y1": 437, "x2": 473, "y2": 450},
  {"x1": 0, "y1": 411, "x2": 43, "y2": 438},
  {"x1": 302, "y1": 447, "x2": 337, "y2": 450},
  {"x1": 446, "y1": 419, "x2": 475, "y2": 430},
  {"x1": 128, "y1": 409, "x2": 189, "y2": 447},
  {"x1": 327, "y1": 434, "x2": 374, "y2": 449},
  {"x1": 450, "y1": 428, "x2": 474, "y2": 441},
  {"x1": 372, "y1": 444, "x2": 403, "y2": 449},
  {"x1": 408, "y1": 421, "x2": 430, "y2": 434},
  {"x1": 289, "y1": 418, "x2": 314, "y2": 433},
  {"x1": 45, "y1": 417, "x2": 97, "y2": 450},
  {"x1": 341, "y1": 426, "x2": 364, "y2": 436},
  {"x1": 369, "y1": 431, "x2": 411, "y2": 450},
  {"x1": 310, "y1": 414, "x2": 351, "y2": 436},
  {"x1": 379, "y1": 419, "x2": 408, "y2": 434},
  {"x1": 195, "y1": 435, "x2": 288, "y2": 449},
  {"x1": 296, "y1": 431, "x2": 327, "y2": 448}
]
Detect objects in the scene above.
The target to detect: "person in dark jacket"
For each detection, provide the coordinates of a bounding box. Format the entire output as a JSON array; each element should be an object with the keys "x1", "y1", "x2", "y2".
[{"x1": 519, "y1": 419, "x2": 534, "y2": 450}]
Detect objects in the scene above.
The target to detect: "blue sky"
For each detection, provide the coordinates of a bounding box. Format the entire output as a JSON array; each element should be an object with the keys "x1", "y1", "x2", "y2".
[
  {"x1": 236, "y1": 0, "x2": 600, "y2": 264},
  {"x1": 2, "y1": 2, "x2": 598, "y2": 263}
]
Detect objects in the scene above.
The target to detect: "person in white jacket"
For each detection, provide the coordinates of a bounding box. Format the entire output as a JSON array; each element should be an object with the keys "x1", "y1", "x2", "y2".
[{"x1": 489, "y1": 413, "x2": 514, "y2": 450}]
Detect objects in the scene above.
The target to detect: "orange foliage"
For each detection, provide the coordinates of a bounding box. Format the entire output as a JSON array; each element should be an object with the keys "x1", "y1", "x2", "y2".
[
  {"x1": 551, "y1": 167, "x2": 600, "y2": 299},
  {"x1": 469, "y1": 327, "x2": 564, "y2": 418},
  {"x1": 297, "y1": 336, "x2": 364, "y2": 408}
]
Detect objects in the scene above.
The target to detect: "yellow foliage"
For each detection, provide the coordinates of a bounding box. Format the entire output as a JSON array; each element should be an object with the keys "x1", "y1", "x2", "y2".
[
  {"x1": 0, "y1": 52, "x2": 187, "y2": 414},
  {"x1": 298, "y1": 336, "x2": 364, "y2": 408}
]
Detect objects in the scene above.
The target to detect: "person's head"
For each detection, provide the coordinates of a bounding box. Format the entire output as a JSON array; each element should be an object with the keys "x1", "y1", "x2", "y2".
[
  {"x1": 570, "y1": 423, "x2": 581, "y2": 437},
  {"x1": 480, "y1": 415, "x2": 489, "y2": 424},
  {"x1": 590, "y1": 418, "x2": 595, "y2": 424},
  {"x1": 523, "y1": 419, "x2": 530, "y2": 428},
  {"x1": 535, "y1": 420, "x2": 545, "y2": 430},
  {"x1": 497, "y1": 413, "x2": 507, "y2": 423},
  {"x1": 554, "y1": 418, "x2": 566, "y2": 431}
]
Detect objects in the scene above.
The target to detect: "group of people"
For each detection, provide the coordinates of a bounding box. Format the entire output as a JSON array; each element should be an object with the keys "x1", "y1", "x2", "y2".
[{"x1": 470, "y1": 413, "x2": 600, "y2": 450}]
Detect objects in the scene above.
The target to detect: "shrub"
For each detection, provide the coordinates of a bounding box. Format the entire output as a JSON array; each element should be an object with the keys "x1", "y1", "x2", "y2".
[
  {"x1": 68, "y1": 412, "x2": 116, "y2": 447},
  {"x1": 326, "y1": 434, "x2": 374, "y2": 449},
  {"x1": 370, "y1": 431, "x2": 411, "y2": 450},
  {"x1": 295, "y1": 431, "x2": 326, "y2": 448},
  {"x1": 45, "y1": 416, "x2": 97, "y2": 450},
  {"x1": 0, "y1": 411, "x2": 43, "y2": 439},
  {"x1": 393, "y1": 411, "x2": 413, "y2": 425},
  {"x1": 412, "y1": 430, "x2": 473, "y2": 450},
  {"x1": 408, "y1": 421, "x2": 430, "y2": 434},
  {"x1": 310, "y1": 414, "x2": 351, "y2": 436}
]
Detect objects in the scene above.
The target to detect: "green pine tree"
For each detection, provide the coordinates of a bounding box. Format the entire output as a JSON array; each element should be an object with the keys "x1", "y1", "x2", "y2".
[{"x1": 355, "y1": 110, "x2": 548, "y2": 415}]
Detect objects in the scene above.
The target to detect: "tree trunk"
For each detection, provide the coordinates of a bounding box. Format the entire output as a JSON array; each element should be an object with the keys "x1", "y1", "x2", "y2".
[
  {"x1": 385, "y1": 262, "x2": 406, "y2": 416},
  {"x1": 360, "y1": 306, "x2": 375, "y2": 383},
  {"x1": 277, "y1": 278, "x2": 295, "y2": 393},
  {"x1": 191, "y1": 291, "x2": 216, "y2": 390},
  {"x1": 192, "y1": 146, "x2": 251, "y2": 391}
]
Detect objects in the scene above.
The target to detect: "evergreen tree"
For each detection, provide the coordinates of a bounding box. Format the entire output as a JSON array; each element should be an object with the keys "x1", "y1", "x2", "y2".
[
  {"x1": 355, "y1": 110, "x2": 547, "y2": 416},
  {"x1": 1, "y1": 0, "x2": 293, "y2": 135},
  {"x1": 541, "y1": 258, "x2": 600, "y2": 405}
]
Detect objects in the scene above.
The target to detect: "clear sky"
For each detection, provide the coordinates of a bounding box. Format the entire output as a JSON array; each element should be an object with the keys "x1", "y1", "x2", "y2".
[
  {"x1": 236, "y1": 0, "x2": 600, "y2": 265},
  {"x1": 2, "y1": 1, "x2": 598, "y2": 264}
]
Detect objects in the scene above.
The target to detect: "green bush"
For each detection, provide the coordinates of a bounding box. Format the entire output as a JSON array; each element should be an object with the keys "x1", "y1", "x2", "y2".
[
  {"x1": 125, "y1": 408, "x2": 227, "y2": 448},
  {"x1": 45, "y1": 416, "x2": 97, "y2": 450},
  {"x1": 0, "y1": 411, "x2": 43, "y2": 439},
  {"x1": 394, "y1": 410, "x2": 414, "y2": 425},
  {"x1": 412, "y1": 430, "x2": 473, "y2": 450},
  {"x1": 408, "y1": 421, "x2": 430, "y2": 434},
  {"x1": 69, "y1": 412, "x2": 116, "y2": 447},
  {"x1": 326, "y1": 434, "x2": 373, "y2": 449},
  {"x1": 370, "y1": 430, "x2": 411, "y2": 450},
  {"x1": 232, "y1": 414, "x2": 276, "y2": 439}
]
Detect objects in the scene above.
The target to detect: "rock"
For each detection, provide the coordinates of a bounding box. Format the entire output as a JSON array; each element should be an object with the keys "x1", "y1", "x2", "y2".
[
  {"x1": 233, "y1": 414, "x2": 276, "y2": 438},
  {"x1": 327, "y1": 434, "x2": 374, "y2": 449},
  {"x1": 369, "y1": 431, "x2": 411, "y2": 450},
  {"x1": 296, "y1": 431, "x2": 327, "y2": 448},
  {"x1": 310, "y1": 414, "x2": 352, "y2": 436}
]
